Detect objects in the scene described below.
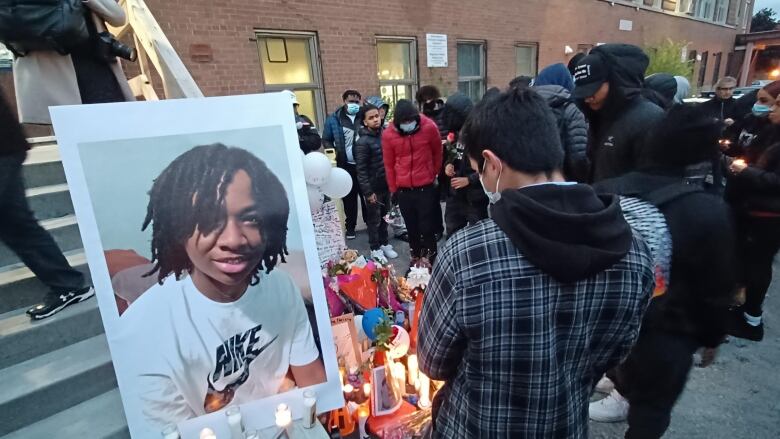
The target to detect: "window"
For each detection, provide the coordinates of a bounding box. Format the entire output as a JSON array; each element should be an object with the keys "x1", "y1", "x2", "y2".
[
  {"x1": 698, "y1": 51, "x2": 709, "y2": 88},
  {"x1": 712, "y1": 52, "x2": 722, "y2": 85},
  {"x1": 713, "y1": 0, "x2": 728, "y2": 23},
  {"x1": 457, "y1": 42, "x2": 486, "y2": 102},
  {"x1": 256, "y1": 31, "x2": 325, "y2": 127},
  {"x1": 376, "y1": 38, "x2": 418, "y2": 109},
  {"x1": 515, "y1": 43, "x2": 538, "y2": 78},
  {"x1": 677, "y1": 0, "x2": 694, "y2": 14},
  {"x1": 695, "y1": 0, "x2": 715, "y2": 20}
]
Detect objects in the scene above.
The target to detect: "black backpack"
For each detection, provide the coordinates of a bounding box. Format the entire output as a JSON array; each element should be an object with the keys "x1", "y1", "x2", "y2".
[{"x1": 0, "y1": 0, "x2": 89, "y2": 56}]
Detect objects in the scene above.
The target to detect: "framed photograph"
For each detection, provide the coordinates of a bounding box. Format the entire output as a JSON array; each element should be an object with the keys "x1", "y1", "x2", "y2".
[
  {"x1": 330, "y1": 313, "x2": 362, "y2": 371},
  {"x1": 50, "y1": 93, "x2": 342, "y2": 439},
  {"x1": 371, "y1": 365, "x2": 403, "y2": 417}
]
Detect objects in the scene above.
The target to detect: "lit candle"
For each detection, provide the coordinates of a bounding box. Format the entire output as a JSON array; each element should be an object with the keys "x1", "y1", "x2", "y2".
[
  {"x1": 418, "y1": 373, "x2": 431, "y2": 409},
  {"x1": 161, "y1": 424, "x2": 179, "y2": 439},
  {"x1": 275, "y1": 403, "x2": 292, "y2": 428},
  {"x1": 199, "y1": 427, "x2": 217, "y2": 439},
  {"x1": 357, "y1": 406, "x2": 370, "y2": 438},
  {"x1": 407, "y1": 354, "x2": 419, "y2": 388},
  {"x1": 225, "y1": 406, "x2": 244, "y2": 439},
  {"x1": 363, "y1": 382, "x2": 371, "y2": 398},
  {"x1": 343, "y1": 383, "x2": 354, "y2": 402},
  {"x1": 393, "y1": 363, "x2": 407, "y2": 394},
  {"x1": 734, "y1": 158, "x2": 746, "y2": 167},
  {"x1": 302, "y1": 390, "x2": 317, "y2": 429}
]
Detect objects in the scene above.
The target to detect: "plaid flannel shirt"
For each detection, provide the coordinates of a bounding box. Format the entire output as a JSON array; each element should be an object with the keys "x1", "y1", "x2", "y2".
[{"x1": 418, "y1": 220, "x2": 654, "y2": 438}]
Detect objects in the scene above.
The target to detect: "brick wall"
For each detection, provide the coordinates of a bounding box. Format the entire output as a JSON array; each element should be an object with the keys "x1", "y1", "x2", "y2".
[{"x1": 141, "y1": 0, "x2": 741, "y2": 110}]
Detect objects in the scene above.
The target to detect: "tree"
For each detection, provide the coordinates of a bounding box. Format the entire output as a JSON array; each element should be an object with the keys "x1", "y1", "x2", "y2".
[
  {"x1": 644, "y1": 39, "x2": 694, "y2": 80},
  {"x1": 752, "y1": 8, "x2": 778, "y2": 32}
]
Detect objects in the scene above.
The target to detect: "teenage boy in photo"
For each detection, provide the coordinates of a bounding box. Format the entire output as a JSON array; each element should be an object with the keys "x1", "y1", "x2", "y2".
[{"x1": 117, "y1": 143, "x2": 325, "y2": 433}]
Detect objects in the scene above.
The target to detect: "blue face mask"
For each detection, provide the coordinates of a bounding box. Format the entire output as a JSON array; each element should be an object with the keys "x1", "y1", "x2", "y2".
[
  {"x1": 752, "y1": 103, "x2": 772, "y2": 117},
  {"x1": 399, "y1": 121, "x2": 418, "y2": 133},
  {"x1": 346, "y1": 103, "x2": 360, "y2": 115}
]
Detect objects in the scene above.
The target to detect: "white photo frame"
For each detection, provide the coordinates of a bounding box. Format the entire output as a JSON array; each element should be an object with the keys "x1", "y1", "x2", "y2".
[{"x1": 50, "y1": 93, "x2": 343, "y2": 439}]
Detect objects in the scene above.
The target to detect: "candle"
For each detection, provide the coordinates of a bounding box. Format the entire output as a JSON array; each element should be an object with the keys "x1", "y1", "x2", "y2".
[
  {"x1": 393, "y1": 363, "x2": 407, "y2": 394},
  {"x1": 407, "y1": 354, "x2": 419, "y2": 388},
  {"x1": 226, "y1": 406, "x2": 244, "y2": 439},
  {"x1": 199, "y1": 428, "x2": 217, "y2": 439},
  {"x1": 357, "y1": 406, "x2": 370, "y2": 438},
  {"x1": 275, "y1": 403, "x2": 292, "y2": 428},
  {"x1": 734, "y1": 158, "x2": 746, "y2": 167},
  {"x1": 302, "y1": 390, "x2": 317, "y2": 429},
  {"x1": 161, "y1": 424, "x2": 179, "y2": 439},
  {"x1": 343, "y1": 383, "x2": 354, "y2": 402},
  {"x1": 418, "y1": 373, "x2": 431, "y2": 409},
  {"x1": 363, "y1": 382, "x2": 371, "y2": 398}
]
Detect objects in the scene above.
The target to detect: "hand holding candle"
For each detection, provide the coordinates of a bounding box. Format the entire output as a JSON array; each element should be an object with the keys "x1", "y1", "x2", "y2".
[{"x1": 730, "y1": 158, "x2": 747, "y2": 174}]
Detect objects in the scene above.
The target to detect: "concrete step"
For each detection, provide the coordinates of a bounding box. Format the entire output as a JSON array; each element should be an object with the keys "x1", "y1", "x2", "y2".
[
  {"x1": 0, "y1": 298, "x2": 103, "y2": 370},
  {"x1": 0, "y1": 214, "x2": 82, "y2": 267},
  {"x1": 23, "y1": 141, "x2": 66, "y2": 189},
  {"x1": 0, "y1": 389, "x2": 129, "y2": 439},
  {"x1": 26, "y1": 183, "x2": 75, "y2": 221},
  {"x1": 0, "y1": 334, "x2": 117, "y2": 436},
  {"x1": 0, "y1": 250, "x2": 91, "y2": 315}
]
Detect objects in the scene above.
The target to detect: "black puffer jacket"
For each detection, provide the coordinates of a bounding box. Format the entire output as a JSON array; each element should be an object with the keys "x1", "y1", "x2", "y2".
[
  {"x1": 535, "y1": 85, "x2": 590, "y2": 183},
  {"x1": 442, "y1": 93, "x2": 485, "y2": 200},
  {"x1": 579, "y1": 44, "x2": 665, "y2": 183},
  {"x1": 354, "y1": 125, "x2": 387, "y2": 196}
]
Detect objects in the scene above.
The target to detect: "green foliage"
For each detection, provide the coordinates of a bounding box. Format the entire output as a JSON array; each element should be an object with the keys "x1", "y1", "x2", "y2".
[
  {"x1": 644, "y1": 39, "x2": 694, "y2": 81},
  {"x1": 373, "y1": 308, "x2": 395, "y2": 351},
  {"x1": 752, "y1": 8, "x2": 778, "y2": 32}
]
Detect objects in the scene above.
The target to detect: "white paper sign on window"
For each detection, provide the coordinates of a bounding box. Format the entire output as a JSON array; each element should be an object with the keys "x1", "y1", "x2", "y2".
[{"x1": 426, "y1": 33, "x2": 448, "y2": 68}]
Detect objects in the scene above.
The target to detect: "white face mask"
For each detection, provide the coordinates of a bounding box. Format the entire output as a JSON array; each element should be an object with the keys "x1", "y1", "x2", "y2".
[
  {"x1": 399, "y1": 121, "x2": 418, "y2": 133},
  {"x1": 479, "y1": 159, "x2": 503, "y2": 204}
]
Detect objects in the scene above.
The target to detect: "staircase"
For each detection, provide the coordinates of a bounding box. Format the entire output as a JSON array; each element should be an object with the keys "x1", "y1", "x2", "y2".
[
  {"x1": 0, "y1": 138, "x2": 129, "y2": 438},
  {"x1": 0, "y1": 0, "x2": 203, "y2": 436}
]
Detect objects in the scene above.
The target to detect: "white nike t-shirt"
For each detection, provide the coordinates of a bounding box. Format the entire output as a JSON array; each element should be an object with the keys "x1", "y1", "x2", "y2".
[{"x1": 116, "y1": 269, "x2": 319, "y2": 432}]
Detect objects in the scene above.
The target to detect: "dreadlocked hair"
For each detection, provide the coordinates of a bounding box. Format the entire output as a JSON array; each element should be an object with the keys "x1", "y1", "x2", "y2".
[{"x1": 142, "y1": 143, "x2": 289, "y2": 285}]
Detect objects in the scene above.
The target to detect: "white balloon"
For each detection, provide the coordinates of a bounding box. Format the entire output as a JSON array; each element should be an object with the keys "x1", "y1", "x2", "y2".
[
  {"x1": 303, "y1": 152, "x2": 332, "y2": 186},
  {"x1": 306, "y1": 185, "x2": 324, "y2": 212},
  {"x1": 353, "y1": 315, "x2": 368, "y2": 342},
  {"x1": 387, "y1": 325, "x2": 410, "y2": 359},
  {"x1": 320, "y1": 167, "x2": 352, "y2": 199}
]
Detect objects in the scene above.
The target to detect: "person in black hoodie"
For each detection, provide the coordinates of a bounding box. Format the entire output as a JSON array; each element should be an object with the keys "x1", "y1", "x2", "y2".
[
  {"x1": 417, "y1": 86, "x2": 654, "y2": 438},
  {"x1": 574, "y1": 44, "x2": 665, "y2": 182},
  {"x1": 725, "y1": 80, "x2": 780, "y2": 342},
  {"x1": 0, "y1": 92, "x2": 92, "y2": 320},
  {"x1": 441, "y1": 92, "x2": 488, "y2": 236},
  {"x1": 592, "y1": 105, "x2": 737, "y2": 438},
  {"x1": 698, "y1": 76, "x2": 739, "y2": 125},
  {"x1": 354, "y1": 104, "x2": 398, "y2": 262}
]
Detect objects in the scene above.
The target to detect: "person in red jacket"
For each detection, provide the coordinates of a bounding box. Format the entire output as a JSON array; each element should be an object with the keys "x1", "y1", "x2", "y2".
[{"x1": 382, "y1": 99, "x2": 443, "y2": 266}]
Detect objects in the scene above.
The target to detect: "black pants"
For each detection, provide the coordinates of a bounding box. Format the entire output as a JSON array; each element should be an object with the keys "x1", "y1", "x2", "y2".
[
  {"x1": 397, "y1": 185, "x2": 439, "y2": 259},
  {"x1": 608, "y1": 328, "x2": 699, "y2": 439},
  {"x1": 735, "y1": 215, "x2": 780, "y2": 316},
  {"x1": 444, "y1": 192, "x2": 489, "y2": 237},
  {"x1": 342, "y1": 163, "x2": 367, "y2": 233},
  {"x1": 365, "y1": 192, "x2": 390, "y2": 250},
  {"x1": 0, "y1": 153, "x2": 84, "y2": 292}
]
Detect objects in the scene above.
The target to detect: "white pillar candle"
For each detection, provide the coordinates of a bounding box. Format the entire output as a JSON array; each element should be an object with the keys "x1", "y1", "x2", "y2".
[
  {"x1": 418, "y1": 373, "x2": 431, "y2": 409},
  {"x1": 226, "y1": 406, "x2": 244, "y2": 439},
  {"x1": 394, "y1": 363, "x2": 407, "y2": 394},
  {"x1": 407, "y1": 354, "x2": 419, "y2": 388},
  {"x1": 357, "y1": 406, "x2": 370, "y2": 438},
  {"x1": 199, "y1": 427, "x2": 217, "y2": 439},
  {"x1": 161, "y1": 424, "x2": 180, "y2": 439},
  {"x1": 302, "y1": 390, "x2": 317, "y2": 429}
]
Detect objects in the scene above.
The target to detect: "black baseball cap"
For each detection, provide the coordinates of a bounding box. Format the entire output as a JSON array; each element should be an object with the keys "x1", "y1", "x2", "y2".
[{"x1": 573, "y1": 54, "x2": 608, "y2": 99}]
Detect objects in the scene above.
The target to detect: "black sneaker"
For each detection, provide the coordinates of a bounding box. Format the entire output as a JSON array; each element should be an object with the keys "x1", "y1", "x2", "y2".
[
  {"x1": 345, "y1": 230, "x2": 356, "y2": 240},
  {"x1": 727, "y1": 309, "x2": 764, "y2": 342},
  {"x1": 27, "y1": 286, "x2": 94, "y2": 320}
]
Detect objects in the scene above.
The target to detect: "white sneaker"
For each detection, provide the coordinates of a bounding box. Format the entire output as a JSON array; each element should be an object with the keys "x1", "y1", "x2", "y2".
[
  {"x1": 370, "y1": 249, "x2": 388, "y2": 264},
  {"x1": 589, "y1": 390, "x2": 629, "y2": 422},
  {"x1": 380, "y1": 244, "x2": 398, "y2": 259},
  {"x1": 595, "y1": 375, "x2": 615, "y2": 394}
]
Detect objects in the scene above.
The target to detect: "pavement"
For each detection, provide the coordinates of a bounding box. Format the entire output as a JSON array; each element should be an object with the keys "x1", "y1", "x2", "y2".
[{"x1": 347, "y1": 213, "x2": 780, "y2": 438}]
